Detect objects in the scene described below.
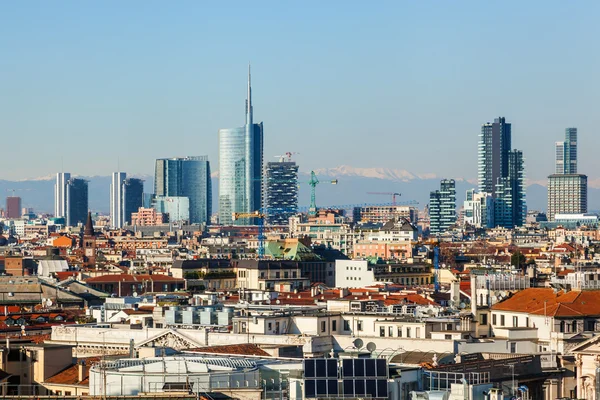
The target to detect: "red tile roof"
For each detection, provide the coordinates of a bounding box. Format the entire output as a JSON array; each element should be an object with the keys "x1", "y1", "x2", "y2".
[
  {"x1": 492, "y1": 288, "x2": 600, "y2": 317},
  {"x1": 44, "y1": 357, "x2": 99, "y2": 386},
  {"x1": 85, "y1": 274, "x2": 184, "y2": 283}
]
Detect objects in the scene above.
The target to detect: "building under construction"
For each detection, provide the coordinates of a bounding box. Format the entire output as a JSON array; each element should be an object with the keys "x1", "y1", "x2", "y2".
[{"x1": 353, "y1": 205, "x2": 418, "y2": 224}]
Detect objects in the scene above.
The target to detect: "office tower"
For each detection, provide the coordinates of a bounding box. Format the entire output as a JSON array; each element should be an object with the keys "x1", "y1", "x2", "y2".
[
  {"x1": 478, "y1": 117, "x2": 511, "y2": 194},
  {"x1": 54, "y1": 172, "x2": 71, "y2": 218},
  {"x1": 263, "y1": 159, "x2": 299, "y2": 225},
  {"x1": 547, "y1": 175, "x2": 587, "y2": 221},
  {"x1": 153, "y1": 196, "x2": 190, "y2": 222},
  {"x1": 548, "y1": 127, "x2": 586, "y2": 221},
  {"x1": 218, "y1": 66, "x2": 264, "y2": 225},
  {"x1": 154, "y1": 156, "x2": 211, "y2": 225},
  {"x1": 66, "y1": 178, "x2": 88, "y2": 226},
  {"x1": 463, "y1": 189, "x2": 494, "y2": 228},
  {"x1": 429, "y1": 179, "x2": 456, "y2": 235},
  {"x1": 110, "y1": 173, "x2": 144, "y2": 228},
  {"x1": 110, "y1": 172, "x2": 127, "y2": 228},
  {"x1": 5, "y1": 197, "x2": 22, "y2": 219}
]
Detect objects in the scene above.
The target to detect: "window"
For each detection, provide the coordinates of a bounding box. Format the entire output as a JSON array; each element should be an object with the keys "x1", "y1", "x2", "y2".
[
  {"x1": 332, "y1": 320, "x2": 337, "y2": 332},
  {"x1": 492, "y1": 314, "x2": 497, "y2": 325},
  {"x1": 321, "y1": 321, "x2": 326, "y2": 333},
  {"x1": 357, "y1": 320, "x2": 363, "y2": 331},
  {"x1": 500, "y1": 315, "x2": 505, "y2": 326},
  {"x1": 510, "y1": 342, "x2": 516, "y2": 353},
  {"x1": 380, "y1": 327, "x2": 385, "y2": 337},
  {"x1": 526, "y1": 317, "x2": 529, "y2": 327},
  {"x1": 572, "y1": 320, "x2": 578, "y2": 333},
  {"x1": 389, "y1": 326, "x2": 393, "y2": 337},
  {"x1": 397, "y1": 327, "x2": 402, "y2": 337},
  {"x1": 343, "y1": 320, "x2": 350, "y2": 331},
  {"x1": 480, "y1": 314, "x2": 488, "y2": 325},
  {"x1": 406, "y1": 327, "x2": 411, "y2": 338},
  {"x1": 268, "y1": 323, "x2": 272, "y2": 331},
  {"x1": 586, "y1": 320, "x2": 595, "y2": 331},
  {"x1": 513, "y1": 316, "x2": 518, "y2": 327},
  {"x1": 560, "y1": 320, "x2": 566, "y2": 333},
  {"x1": 445, "y1": 334, "x2": 452, "y2": 340},
  {"x1": 446, "y1": 323, "x2": 453, "y2": 331},
  {"x1": 65, "y1": 392, "x2": 72, "y2": 396}
]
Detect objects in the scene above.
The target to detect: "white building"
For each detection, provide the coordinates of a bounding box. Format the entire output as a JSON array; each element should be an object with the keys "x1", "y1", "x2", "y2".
[
  {"x1": 54, "y1": 172, "x2": 70, "y2": 218},
  {"x1": 463, "y1": 189, "x2": 494, "y2": 228},
  {"x1": 335, "y1": 260, "x2": 375, "y2": 288},
  {"x1": 109, "y1": 172, "x2": 127, "y2": 228}
]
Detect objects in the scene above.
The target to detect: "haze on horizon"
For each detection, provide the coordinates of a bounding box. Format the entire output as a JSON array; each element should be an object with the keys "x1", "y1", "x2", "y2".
[{"x1": 1, "y1": 1, "x2": 598, "y2": 183}]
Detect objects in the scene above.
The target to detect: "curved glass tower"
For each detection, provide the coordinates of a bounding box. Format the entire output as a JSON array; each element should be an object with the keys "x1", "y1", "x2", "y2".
[{"x1": 218, "y1": 66, "x2": 264, "y2": 225}]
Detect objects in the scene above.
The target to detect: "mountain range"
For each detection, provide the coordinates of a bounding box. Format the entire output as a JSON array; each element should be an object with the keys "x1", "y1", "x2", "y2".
[{"x1": 3, "y1": 167, "x2": 599, "y2": 214}]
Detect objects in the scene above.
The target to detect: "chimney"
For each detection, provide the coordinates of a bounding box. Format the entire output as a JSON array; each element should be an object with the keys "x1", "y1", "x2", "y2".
[{"x1": 78, "y1": 360, "x2": 87, "y2": 383}]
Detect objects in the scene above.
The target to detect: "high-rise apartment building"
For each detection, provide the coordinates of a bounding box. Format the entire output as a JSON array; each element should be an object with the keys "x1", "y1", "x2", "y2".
[
  {"x1": 477, "y1": 117, "x2": 526, "y2": 227},
  {"x1": 429, "y1": 179, "x2": 456, "y2": 235},
  {"x1": 263, "y1": 159, "x2": 299, "y2": 225},
  {"x1": 463, "y1": 189, "x2": 493, "y2": 228},
  {"x1": 110, "y1": 172, "x2": 144, "y2": 228},
  {"x1": 478, "y1": 117, "x2": 511, "y2": 194},
  {"x1": 218, "y1": 67, "x2": 264, "y2": 225},
  {"x1": 5, "y1": 197, "x2": 22, "y2": 219},
  {"x1": 154, "y1": 156, "x2": 211, "y2": 225},
  {"x1": 548, "y1": 127, "x2": 586, "y2": 221},
  {"x1": 66, "y1": 178, "x2": 88, "y2": 227},
  {"x1": 54, "y1": 172, "x2": 71, "y2": 218}
]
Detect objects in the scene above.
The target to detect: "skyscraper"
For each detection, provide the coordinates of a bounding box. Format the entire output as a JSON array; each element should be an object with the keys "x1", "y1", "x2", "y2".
[
  {"x1": 54, "y1": 172, "x2": 71, "y2": 218},
  {"x1": 154, "y1": 156, "x2": 212, "y2": 225},
  {"x1": 5, "y1": 197, "x2": 22, "y2": 219},
  {"x1": 264, "y1": 158, "x2": 299, "y2": 225},
  {"x1": 555, "y1": 127, "x2": 578, "y2": 174},
  {"x1": 429, "y1": 179, "x2": 456, "y2": 235},
  {"x1": 477, "y1": 117, "x2": 526, "y2": 227},
  {"x1": 548, "y1": 127, "x2": 586, "y2": 221},
  {"x1": 478, "y1": 117, "x2": 511, "y2": 194},
  {"x1": 110, "y1": 172, "x2": 144, "y2": 228},
  {"x1": 218, "y1": 66, "x2": 264, "y2": 225},
  {"x1": 66, "y1": 178, "x2": 88, "y2": 227}
]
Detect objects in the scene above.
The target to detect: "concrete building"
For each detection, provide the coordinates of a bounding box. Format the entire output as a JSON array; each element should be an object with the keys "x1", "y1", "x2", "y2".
[
  {"x1": 110, "y1": 172, "x2": 144, "y2": 228},
  {"x1": 547, "y1": 174, "x2": 588, "y2": 221},
  {"x1": 463, "y1": 189, "x2": 493, "y2": 228},
  {"x1": 5, "y1": 196, "x2": 21, "y2": 219},
  {"x1": 353, "y1": 205, "x2": 418, "y2": 225},
  {"x1": 263, "y1": 158, "x2": 298, "y2": 225},
  {"x1": 154, "y1": 156, "x2": 212, "y2": 225},
  {"x1": 130, "y1": 207, "x2": 165, "y2": 226},
  {"x1": 218, "y1": 67, "x2": 263, "y2": 225},
  {"x1": 429, "y1": 179, "x2": 456, "y2": 235}
]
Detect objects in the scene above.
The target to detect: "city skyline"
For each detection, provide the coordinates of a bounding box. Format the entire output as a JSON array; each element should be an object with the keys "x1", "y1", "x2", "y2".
[{"x1": 1, "y1": 2, "x2": 599, "y2": 183}]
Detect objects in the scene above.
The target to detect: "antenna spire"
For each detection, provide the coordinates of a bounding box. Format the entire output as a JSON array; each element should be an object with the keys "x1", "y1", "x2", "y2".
[{"x1": 246, "y1": 63, "x2": 252, "y2": 126}]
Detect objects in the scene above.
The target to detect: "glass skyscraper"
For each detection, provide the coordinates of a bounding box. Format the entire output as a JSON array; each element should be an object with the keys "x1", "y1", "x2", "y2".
[
  {"x1": 478, "y1": 117, "x2": 511, "y2": 194},
  {"x1": 154, "y1": 156, "x2": 212, "y2": 225},
  {"x1": 555, "y1": 127, "x2": 577, "y2": 174},
  {"x1": 218, "y1": 66, "x2": 264, "y2": 225},
  {"x1": 429, "y1": 179, "x2": 456, "y2": 235},
  {"x1": 66, "y1": 178, "x2": 88, "y2": 227}
]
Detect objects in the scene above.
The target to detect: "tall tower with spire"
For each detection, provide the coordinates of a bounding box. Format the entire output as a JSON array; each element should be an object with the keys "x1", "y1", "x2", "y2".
[{"x1": 218, "y1": 66, "x2": 264, "y2": 225}]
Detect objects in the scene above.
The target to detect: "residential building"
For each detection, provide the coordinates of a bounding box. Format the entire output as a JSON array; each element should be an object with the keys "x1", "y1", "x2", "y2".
[
  {"x1": 5, "y1": 196, "x2": 21, "y2": 219},
  {"x1": 353, "y1": 205, "x2": 418, "y2": 224},
  {"x1": 478, "y1": 117, "x2": 511, "y2": 194},
  {"x1": 547, "y1": 174, "x2": 588, "y2": 221},
  {"x1": 66, "y1": 178, "x2": 88, "y2": 226},
  {"x1": 263, "y1": 158, "x2": 298, "y2": 225},
  {"x1": 493, "y1": 150, "x2": 526, "y2": 228},
  {"x1": 429, "y1": 179, "x2": 456, "y2": 235},
  {"x1": 154, "y1": 156, "x2": 212, "y2": 225},
  {"x1": 218, "y1": 67, "x2": 264, "y2": 225},
  {"x1": 130, "y1": 207, "x2": 165, "y2": 226},
  {"x1": 463, "y1": 189, "x2": 493, "y2": 228}
]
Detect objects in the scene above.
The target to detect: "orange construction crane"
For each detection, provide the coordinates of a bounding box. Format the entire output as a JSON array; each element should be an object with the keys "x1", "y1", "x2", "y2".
[{"x1": 367, "y1": 192, "x2": 401, "y2": 206}]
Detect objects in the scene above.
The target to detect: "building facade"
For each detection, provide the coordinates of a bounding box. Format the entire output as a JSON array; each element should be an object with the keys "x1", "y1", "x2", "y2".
[
  {"x1": 154, "y1": 156, "x2": 212, "y2": 225},
  {"x1": 429, "y1": 179, "x2": 456, "y2": 235},
  {"x1": 547, "y1": 174, "x2": 587, "y2": 221},
  {"x1": 153, "y1": 196, "x2": 190, "y2": 222},
  {"x1": 5, "y1": 196, "x2": 21, "y2": 219},
  {"x1": 54, "y1": 172, "x2": 70, "y2": 219},
  {"x1": 109, "y1": 172, "x2": 126, "y2": 228},
  {"x1": 463, "y1": 189, "x2": 493, "y2": 228},
  {"x1": 111, "y1": 174, "x2": 144, "y2": 227},
  {"x1": 555, "y1": 127, "x2": 577, "y2": 174},
  {"x1": 65, "y1": 178, "x2": 88, "y2": 227},
  {"x1": 130, "y1": 207, "x2": 165, "y2": 226},
  {"x1": 218, "y1": 67, "x2": 264, "y2": 225},
  {"x1": 353, "y1": 205, "x2": 418, "y2": 225},
  {"x1": 263, "y1": 159, "x2": 298, "y2": 225}
]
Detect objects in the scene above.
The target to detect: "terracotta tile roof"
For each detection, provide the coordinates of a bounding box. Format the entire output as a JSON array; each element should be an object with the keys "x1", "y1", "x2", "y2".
[
  {"x1": 492, "y1": 288, "x2": 600, "y2": 317},
  {"x1": 187, "y1": 344, "x2": 270, "y2": 357},
  {"x1": 44, "y1": 357, "x2": 99, "y2": 386},
  {"x1": 85, "y1": 274, "x2": 184, "y2": 283}
]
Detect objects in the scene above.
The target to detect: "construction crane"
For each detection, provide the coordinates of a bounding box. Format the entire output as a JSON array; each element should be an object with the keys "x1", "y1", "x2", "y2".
[
  {"x1": 367, "y1": 192, "x2": 401, "y2": 206},
  {"x1": 232, "y1": 211, "x2": 266, "y2": 259},
  {"x1": 308, "y1": 171, "x2": 338, "y2": 217}
]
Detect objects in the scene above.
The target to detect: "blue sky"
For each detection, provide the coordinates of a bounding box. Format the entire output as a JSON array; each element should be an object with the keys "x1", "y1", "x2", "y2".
[{"x1": 1, "y1": 1, "x2": 598, "y2": 183}]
